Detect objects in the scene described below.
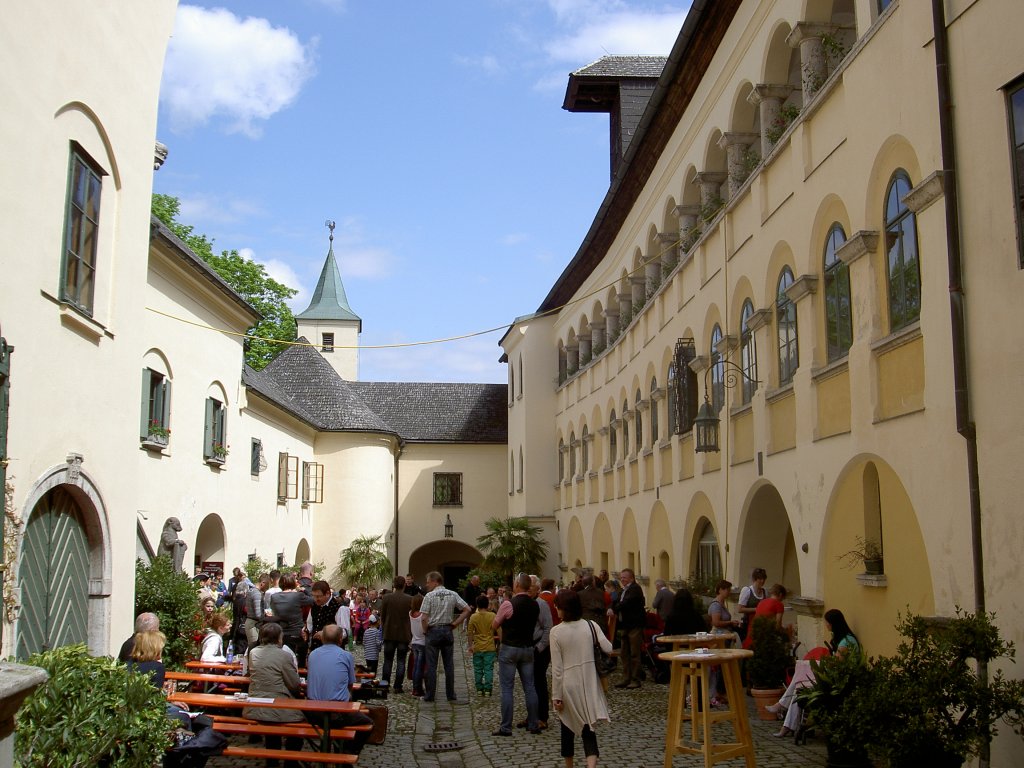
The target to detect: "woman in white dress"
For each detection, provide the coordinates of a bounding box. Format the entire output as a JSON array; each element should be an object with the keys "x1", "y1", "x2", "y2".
[{"x1": 551, "y1": 589, "x2": 613, "y2": 768}]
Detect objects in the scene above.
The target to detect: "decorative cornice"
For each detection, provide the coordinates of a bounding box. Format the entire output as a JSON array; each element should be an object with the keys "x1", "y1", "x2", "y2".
[
  {"x1": 714, "y1": 333, "x2": 738, "y2": 356},
  {"x1": 902, "y1": 170, "x2": 945, "y2": 214},
  {"x1": 673, "y1": 203, "x2": 701, "y2": 218},
  {"x1": 747, "y1": 83, "x2": 793, "y2": 105},
  {"x1": 651, "y1": 386, "x2": 666, "y2": 401},
  {"x1": 836, "y1": 230, "x2": 879, "y2": 266},
  {"x1": 718, "y1": 131, "x2": 760, "y2": 149},
  {"x1": 786, "y1": 22, "x2": 838, "y2": 48},
  {"x1": 689, "y1": 354, "x2": 710, "y2": 374},
  {"x1": 785, "y1": 274, "x2": 819, "y2": 302},
  {"x1": 746, "y1": 308, "x2": 773, "y2": 332}
]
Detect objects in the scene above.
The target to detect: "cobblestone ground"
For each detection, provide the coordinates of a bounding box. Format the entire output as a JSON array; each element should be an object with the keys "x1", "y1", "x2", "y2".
[{"x1": 207, "y1": 637, "x2": 828, "y2": 767}]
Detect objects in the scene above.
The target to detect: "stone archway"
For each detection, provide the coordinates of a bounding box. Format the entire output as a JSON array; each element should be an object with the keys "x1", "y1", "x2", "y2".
[
  {"x1": 17, "y1": 456, "x2": 111, "y2": 657},
  {"x1": 737, "y1": 482, "x2": 800, "y2": 593},
  {"x1": 408, "y1": 539, "x2": 482, "y2": 592},
  {"x1": 566, "y1": 516, "x2": 587, "y2": 570},
  {"x1": 646, "y1": 502, "x2": 675, "y2": 581},
  {"x1": 194, "y1": 513, "x2": 226, "y2": 572},
  {"x1": 294, "y1": 538, "x2": 311, "y2": 566}
]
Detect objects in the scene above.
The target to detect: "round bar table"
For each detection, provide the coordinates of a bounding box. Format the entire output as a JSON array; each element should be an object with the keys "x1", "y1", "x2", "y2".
[
  {"x1": 659, "y1": 647, "x2": 755, "y2": 768},
  {"x1": 656, "y1": 631, "x2": 737, "y2": 651}
]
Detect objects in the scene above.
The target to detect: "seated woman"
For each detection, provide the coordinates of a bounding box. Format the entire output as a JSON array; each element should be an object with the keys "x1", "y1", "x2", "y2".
[
  {"x1": 769, "y1": 607, "x2": 859, "y2": 737},
  {"x1": 200, "y1": 613, "x2": 232, "y2": 663},
  {"x1": 742, "y1": 583, "x2": 787, "y2": 650},
  {"x1": 661, "y1": 588, "x2": 707, "y2": 636},
  {"x1": 243, "y1": 622, "x2": 305, "y2": 756},
  {"x1": 129, "y1": 629, "x2": 191, "y2": 729}
]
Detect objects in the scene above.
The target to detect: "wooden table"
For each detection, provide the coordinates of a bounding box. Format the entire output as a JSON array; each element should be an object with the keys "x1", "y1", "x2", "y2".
[
  {"x1": 657, "y1": 632, "x2": 737, "y2": 651},
  {"x1": 168, "y1": 691, "x2": 360, "y2": 753},
  {"x1": 659, "y1": 647, "x2": 755, "y2": 768},
  {"x1": 165, "y1": 670, "x2": 250, "y2": 693},
  {"x1": 185, "y1": 660, "x2": 243, "y2": 673}
]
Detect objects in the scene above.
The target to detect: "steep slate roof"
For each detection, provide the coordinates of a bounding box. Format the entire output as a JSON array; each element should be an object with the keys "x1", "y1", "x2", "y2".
[
  {"x1": 570, "y1": 55, "x2": 667, "y2": 79},
  {"x1": 295, "y1": 243, "x2": 362, "y2": 330},
  {"x1": 245, "y1": 340, "x2": 507, "y2": 443},
  {"x1": 350, "y1": 382, "x2": 507, "y2": 443}
]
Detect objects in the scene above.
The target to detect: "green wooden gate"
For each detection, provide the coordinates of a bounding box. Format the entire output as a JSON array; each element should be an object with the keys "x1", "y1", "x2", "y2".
[{"x1": 17, "y1": 487, "x2": 90, "y2": 659}]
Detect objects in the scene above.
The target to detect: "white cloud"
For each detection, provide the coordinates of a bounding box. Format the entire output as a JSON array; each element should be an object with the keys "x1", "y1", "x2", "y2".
[
  {"x1": 361, "y1": 333, "x2": 506, "y2": 383},
  {"x1": 453, "y1": 53, "x2": 502, "y2": 75},
  {"x1": 545, "y1": 9, "x2": 686, "y2": 63},
  {"x1": 336, "y1": 246, "x2": 395, "y2": 280},
  {"x1": 500, "y1": 233, "x2": 529, "y2": 246},
  {"x1": 161, "y1": 6, "x2": 316, "y2": 137},
  {"x1": 262, "y1": 258, "x2": 310, "y2": 309},
  {"x1": 178, "y1": 193, "x2": 264, "y2": 227}
]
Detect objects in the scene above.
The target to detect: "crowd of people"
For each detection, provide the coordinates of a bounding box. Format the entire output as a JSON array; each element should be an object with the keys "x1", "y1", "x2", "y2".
[{"x1": 122, "y1": 559, "x2": 856, "y2": 768}]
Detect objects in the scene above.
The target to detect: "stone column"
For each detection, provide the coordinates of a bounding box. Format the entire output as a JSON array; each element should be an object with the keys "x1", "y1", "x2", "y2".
[
  {"x1": 657, "y1": 231, "x2": 678, "y2": 277},
  {"x1": 558, "y1": 346, "x2": 567, "y2": 383},
  {"x1": 673, "y1": 203, "x2": 701, "y2": 255},
  {"x1": 578, "y1": 335, "x2": 592, "y2": 365},
  {"x1": 605, "y1": 307, "x2": 620, "y2": 343},
  {"x1": 630, "y1": 274, "x2": 647, "y2": 308},
  {"x1": 644, "y1": 253, "x2": 662, "y2": 298},
  {"x1": 787, "y1": 23, "x2": 836, "y2": 104},
  {"x1": 719, "y1": 131, "x2": 761, "y2": 198},
  {"x1": 748, "y1": 84, "x2": 794, "y2": 157},
  {"x1": 618, "y1": 293, "x2": 632, "y2": 327},
  {"x1": 567, "y1": 342, "x2": 579, "y2": 374},
  {"x1": 693, "y1": 171, "x2": 728, "y2": 217},
  {"x1": 591, "y1": 320, "x2": 606, "y2": 356}
]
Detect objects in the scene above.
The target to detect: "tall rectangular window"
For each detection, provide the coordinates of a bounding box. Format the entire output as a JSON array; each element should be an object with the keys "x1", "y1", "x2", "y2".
[
  {"x1": 433, "y1": 472, "x2": 463, "y2": 506},
  {"x1": 1007, "y1": 78, "x2": 1024, "y2": 267},
  {"x1": 251, "y1": 438, "x2": 263, "y2": 476},
  {"x1": 140, "y1": 369, "x2": 171, "y2": 443},
  {"x1": 203, "y1": 397, "x2": 227, "y2": 461},
  {"x1": 302, "y1": 461, "x2": 324, "y2": 504},
  {"x1": 62, "y1": 147, "x2": 104, "y2": 313},
  {"x1": 277, "y1": 452, "x2": 298, "y2": 500},
  {"x1": 321, "y1": 332, "x2": 334, "y2": 353}
]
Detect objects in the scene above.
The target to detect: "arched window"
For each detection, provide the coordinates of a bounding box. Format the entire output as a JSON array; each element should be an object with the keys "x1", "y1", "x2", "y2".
[
  {"x1": 509, "y1": 364, "x2": 515, "y2": 405},
  {"x1": 666, "y1": 364, "x2": 677, "y2": 436},
  {"x1": 510, "y1": 452, "x2": 515, "y2": 492},
  {"x1": 824, "y1": 223, "x2": 852, "y2": 361},
  {"x1": 518, "y1": 354, "x2": 524, "y2": 397},
  {"x1": 621, "y1": 400, "x2": 630, "y2": 458},
  {"x1": 710, "y1": 325, "x2": 724, "y2": 412},
  {"x1": 635, "y1": 389, "x2": 643, "y2": 450},
  {"x1": 696, "y1": 521, "x2": 722, "y2": 584},
  {"x1": 581, "y1": 426, "x2": 589, "y2": 471},
  {"x1": 885, "y1": 171, "x2": 921, "y2": 330},
  {"x1": 569, "y1": 432, "x2": 577, "y2": 477},
  {"x1": 609, "y1": 409, "x2": 617, "y2": 463},
  {"x1": 518, "y1": 446, "x2": 524, "y2": 490},
  {"x1": 557, "y1": 439, "x2": 564, "y2": 481},
  {"x1": 776, "y1": 268, "x2": 798, "y2": 385},
  {"x1": 650, "y1": 377, "x2": 659, "y2": 443},
  {"x1": 740, "y1": 300, "x2": 757, "y2": 404}
]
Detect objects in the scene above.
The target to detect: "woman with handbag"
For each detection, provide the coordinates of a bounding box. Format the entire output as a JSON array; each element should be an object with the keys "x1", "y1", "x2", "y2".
[{"x1": 550, "y1": 589, "x2": 612, "y2": 768}]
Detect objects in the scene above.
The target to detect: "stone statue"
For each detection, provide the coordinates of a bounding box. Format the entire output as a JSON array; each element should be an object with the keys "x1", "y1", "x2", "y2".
[{"x1": 158, "y1": 517, "x2": 188, "y2": 572}]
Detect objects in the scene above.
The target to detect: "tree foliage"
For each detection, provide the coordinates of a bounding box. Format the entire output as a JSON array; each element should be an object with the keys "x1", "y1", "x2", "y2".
[
  {"x1": 476, "y1": 516, "x2": 548, "y2": 586},
  {"x1": 134, "y1": 555, "x2": 202, "y2": 669},
  {"x1": 151, "y1": 194, "x2": 298, "y2": 369},
  {"x1": 333, "y1": 535, "x2": 393, "y2": 589},
  {"x1": 16, "y1": 644, "x2": 171, "y2": 767}
]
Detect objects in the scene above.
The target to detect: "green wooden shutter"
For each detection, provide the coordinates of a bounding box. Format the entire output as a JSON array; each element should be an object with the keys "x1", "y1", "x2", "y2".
[
  {"x1": 161, "y1": 378, "x2": 171, "y2": 435},
  {"x1": 204, "y1": 397, "x2": 215, "y2": 458},
  {"x1": 140, "y1": 368, "x2": 152, "y2": 439}
]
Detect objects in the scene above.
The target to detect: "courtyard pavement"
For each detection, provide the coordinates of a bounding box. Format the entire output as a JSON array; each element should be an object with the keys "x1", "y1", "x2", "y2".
[{"x1": 207, "y1": 636, "x2": 829, "y2": 767}]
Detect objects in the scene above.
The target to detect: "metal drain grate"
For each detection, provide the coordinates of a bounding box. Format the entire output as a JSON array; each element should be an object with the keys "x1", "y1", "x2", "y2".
[{"x1": 424, "y1": 741, "x2": 464, "y2": 753}]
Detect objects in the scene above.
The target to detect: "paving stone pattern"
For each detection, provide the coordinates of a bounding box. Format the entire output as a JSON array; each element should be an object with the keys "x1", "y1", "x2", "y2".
[{"x1": 207, "y1": 635, "x2": 828, "y2": 767}]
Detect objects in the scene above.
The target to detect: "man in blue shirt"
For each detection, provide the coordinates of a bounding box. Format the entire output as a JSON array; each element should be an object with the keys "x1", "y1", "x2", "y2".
[{"x1": 305, "y1": 624, "x2": 374, "y2": 755}]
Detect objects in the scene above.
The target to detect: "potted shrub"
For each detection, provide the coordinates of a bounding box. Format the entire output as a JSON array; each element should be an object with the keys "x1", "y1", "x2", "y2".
[
  {"x1": 746, "y1": 615, "x2": 792, "y2": 720},
  {"x1": 797, "y1": 650, "x2": 874, "y2": 767},
  {"x1": 865, "y1": 610, "x2": 1024, "y2": 767},
  {"x1": 838, "y1": 535, "x2": 883, "y2": 574}
]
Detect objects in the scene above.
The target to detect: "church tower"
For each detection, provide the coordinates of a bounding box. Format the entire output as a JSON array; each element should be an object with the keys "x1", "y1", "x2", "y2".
[{"x1": 295, "y1": 221, "x2": 362, "y2": 380}]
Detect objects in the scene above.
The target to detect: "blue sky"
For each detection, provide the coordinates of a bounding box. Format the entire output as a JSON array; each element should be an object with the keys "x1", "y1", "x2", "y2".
[{"x1": 154, "y1": 0, "x2": 689, "y2": 383}]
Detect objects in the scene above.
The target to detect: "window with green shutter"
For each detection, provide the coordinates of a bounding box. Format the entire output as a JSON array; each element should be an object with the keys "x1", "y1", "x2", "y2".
[
  {"x1": 140, "y1": 368, "x2": 171, "y2": 446},
  {"x1": 61, "y1": 146, "x2": 104, "y2": 314},
  {"x1": 204, "y1": 397, "x2": 227, "y2": 462}
]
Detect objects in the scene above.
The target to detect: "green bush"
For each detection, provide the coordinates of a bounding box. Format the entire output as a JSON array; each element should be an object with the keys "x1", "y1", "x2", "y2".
[
  {"x1": 746, "y1": 615, "x2": 791, "y2": 688},
  {"x1": 134, "y1": 556, "x2": 201, "y2": 669},
  {"x1": 15, "y1": 644, "x2": 171, "y2": 767}
]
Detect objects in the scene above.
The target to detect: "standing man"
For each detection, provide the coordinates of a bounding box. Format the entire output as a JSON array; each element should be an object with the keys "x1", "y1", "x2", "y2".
[
  {"x1": 404, "y1": 574, "x2": 425, "y2": 596},
  {"x1": 379, "y1": 575, "x2": 413, "y2": 693},
  {"x1": 614, "y1": 568, "x2": 646, "y2": 689},
  {"x1": 245, "y1": 573, "x2": 270, "y2": 646},
  {"x1": 306, "y1": 580, "x2": 340, "y2": 655},
  {"x1": 463, "y1": 574, "x2": 482, "y2": 610},
  {"x1": 539, "y1": 578, "x2": 559, "y2": 627},
  {"x1": 420, "y1": 571, "x2": 471, "y2": 703},
  {"x1": 491, "y1": 573, "x2": 541, "y2": 736},
  {"x1": 305, "y1": 624, "x2": 375, "y2": 756},
  {"x1": 652, "y1": 579, "x2": 672, "y2": 624},
  {"x1": 528, "y1": 575, "x2": 553, "y2": 730}
]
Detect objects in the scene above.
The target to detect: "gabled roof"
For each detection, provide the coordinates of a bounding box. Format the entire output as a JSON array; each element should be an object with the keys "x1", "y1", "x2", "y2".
[
  {"x1": 295, "y1": 244, "x2": 362, "y2": 330},
  {"x1": 245, "y1": 340, "x2": 507, "y2": 443}
]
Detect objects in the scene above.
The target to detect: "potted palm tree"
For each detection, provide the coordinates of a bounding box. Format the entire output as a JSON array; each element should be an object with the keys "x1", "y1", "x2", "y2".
[{"x1": 746, "y1": 615, "x2": 792, "y2": 720}]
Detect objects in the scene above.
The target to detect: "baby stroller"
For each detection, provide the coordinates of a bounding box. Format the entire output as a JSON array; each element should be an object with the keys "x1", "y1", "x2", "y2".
[{"x1": 640, "y1": 611, "x2": 671, "y2": 684}]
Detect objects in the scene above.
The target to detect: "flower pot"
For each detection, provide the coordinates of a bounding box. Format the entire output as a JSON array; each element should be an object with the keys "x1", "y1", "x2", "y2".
[
  {"x1": 750, "y1": 686, "x2": 785, "y2": 720},
  {"x1": 140, "y1": 436, "x2": 167, "y2": 452},
  {"x1": 863, "y1": 557, "x2": 884, "y2": 575}
]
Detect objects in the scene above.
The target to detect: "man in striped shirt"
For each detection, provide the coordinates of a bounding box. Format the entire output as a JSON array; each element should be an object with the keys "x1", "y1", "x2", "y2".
[{"x1": 420, "y1": 571, "x2": 471, "y2": 702}]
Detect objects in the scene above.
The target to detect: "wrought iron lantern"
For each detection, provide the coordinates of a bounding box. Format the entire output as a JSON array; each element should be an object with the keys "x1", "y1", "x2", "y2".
[
  {"x1": 694, "y1": 397, "x2": 720, "y2": 453},
  {"x1": 444, "y1": 514, "x2": 454, "y2": 539}
]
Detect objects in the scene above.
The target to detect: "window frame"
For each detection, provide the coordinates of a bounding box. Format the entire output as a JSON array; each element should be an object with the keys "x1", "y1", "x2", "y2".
[
  {"x1": 251, "y1": 438, "x2": 263, "y2": 477},
  {"x1": 203, "y1": 397, "x2": 227, "y2": 461},
  {"x1": 569, "y1": 431, "x2": 577, "y2": 477},
  {"x1": 321, "y1": 332, "x2": 335, "y2": 353},
  {"x1": 557, "y1": 439, "x2": 565, "y2": 481},
  {"x1": 140, "y1": 368, "x2": 171, "y2": 443},
  {"x1": 710, "y1": 325, "x2": 724, "y2": 412},
  {"x1": 518, "y1": 446, "x2": 524, "y2": 490},
  {"x1": 1005, "y1": 76, "x2": 1024, "y2": 267},
  {"x1": 433, "y1": 472, "x2": 463, "y2": 507},
  {"x1": 61, "y1": 145, "x2": 105, "y2": 314},
  {"x1": 621, "y1": 401, "x2": 629, "y2": 458},
  {"x1": 823, "y1": 223, "x2": 853, "y2": 361},
  {"x1": 277, "y1": 452, "x2": 298, "y2": 500},
  {"x1": 634, "y1": 389, "x2": 643, "y2": 451},
  {"x1": 302, "y1": 461, "x2": 324, "y2": 504},
  {"x1": 608, "y1": 410, "x2": 617, "y2": 463},
  {"x1": 739, "y1": 300, "x2": 757, "y2": 404},
  {"x1": 884, "y1": 170, "x2": 921, "y2": 331},
  {"x1": 650, "y1": 377, "x2": 659, "y2": 443},
  {"x1": 776, "y1": 268, "x2": 799, "y2": 386}
]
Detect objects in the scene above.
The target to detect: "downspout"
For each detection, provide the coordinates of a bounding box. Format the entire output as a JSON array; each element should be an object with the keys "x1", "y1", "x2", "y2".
[
  {"x1": 392, "y1": 438, "x2": 404, "y2": 577},
  {"x1": 930, "y1": 3, "x2": 988, "y2": 764}
]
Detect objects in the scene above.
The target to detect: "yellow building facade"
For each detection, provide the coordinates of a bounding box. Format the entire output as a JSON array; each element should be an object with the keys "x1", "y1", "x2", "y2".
[{"x1": 502, "y1": 1, "x2": 1024, "y2": 728}]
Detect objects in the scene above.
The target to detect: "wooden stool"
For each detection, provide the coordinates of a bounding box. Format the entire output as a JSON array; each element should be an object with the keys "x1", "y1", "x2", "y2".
[{"x1": 660, "y1": 647, "x2": 755, "y2": 768}]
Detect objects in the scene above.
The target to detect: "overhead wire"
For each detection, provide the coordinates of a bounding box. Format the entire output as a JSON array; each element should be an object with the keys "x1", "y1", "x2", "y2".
[{"x1": 145, "y1": 232, "x2": 685, "y2": 350}]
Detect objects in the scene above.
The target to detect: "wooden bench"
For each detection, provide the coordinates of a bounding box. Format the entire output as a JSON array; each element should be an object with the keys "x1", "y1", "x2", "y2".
[
  {"x1": 212, "y1": 721, "x2": 356, "y2": 740},
  {"x1": 221, "y1": 746, "x2": 357, "y2": 764}
]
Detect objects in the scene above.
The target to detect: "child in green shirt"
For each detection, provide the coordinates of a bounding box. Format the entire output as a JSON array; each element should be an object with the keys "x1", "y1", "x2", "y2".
[{"x1": 467, "y1": 595, "x2": 497, "y2": 695}]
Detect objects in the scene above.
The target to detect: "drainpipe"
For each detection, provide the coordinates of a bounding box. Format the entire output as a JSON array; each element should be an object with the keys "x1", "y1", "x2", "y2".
[
  {"x1": 392, "y1": 439, "x2": 404, "y2": 576},
  {"x1": 930, "y1": 2, "x2": 988, "y2": 764}
]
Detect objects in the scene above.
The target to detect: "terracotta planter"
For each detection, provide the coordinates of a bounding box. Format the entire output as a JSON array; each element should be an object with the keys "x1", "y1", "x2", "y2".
[{"x1": 750, "y1": 686, "x2": 784, "y2": 720}]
